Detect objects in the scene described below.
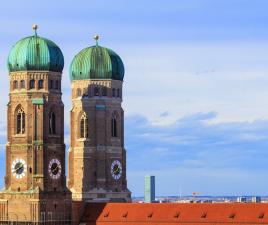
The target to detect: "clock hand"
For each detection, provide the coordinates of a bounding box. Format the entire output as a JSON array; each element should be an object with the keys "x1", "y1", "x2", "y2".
[
  {"x1": 13, "y1": 164, "x2": 23, "y2": 173},
  {"x1": 114, "y1": 167, "x2": 120, "y2": 173},
  {"x1": 52, "y1": 165, "x2": 58, "y2": 173}
]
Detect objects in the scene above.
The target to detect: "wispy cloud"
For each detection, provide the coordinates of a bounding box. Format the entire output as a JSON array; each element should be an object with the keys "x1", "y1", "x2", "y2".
[
  {"x1": 0, "y1": 0, "x2": 267, "y2": 197},
  {"x1": 126, "y1": 113, "x2": 268, "y2": 196}
]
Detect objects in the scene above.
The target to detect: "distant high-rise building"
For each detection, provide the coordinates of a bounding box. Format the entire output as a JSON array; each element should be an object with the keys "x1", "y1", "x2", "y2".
[
  {"x1": 252, "y1": 196, "x2": 261, "y2": 203},
  {"x1": 144, "y1": 175, "x2": 155, "y2": 203},
  {"x1": 237, "y1": 197, "x2": 247, "y2": 203}
]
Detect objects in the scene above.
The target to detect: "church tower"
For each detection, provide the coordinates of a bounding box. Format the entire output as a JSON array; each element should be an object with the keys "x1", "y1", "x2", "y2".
[
  {"x1": 68, "y1": 36, "x2": 131, "y2": 202},
  {"x1": 0, "y1": 26, "x2": 71, "y2": 223}
]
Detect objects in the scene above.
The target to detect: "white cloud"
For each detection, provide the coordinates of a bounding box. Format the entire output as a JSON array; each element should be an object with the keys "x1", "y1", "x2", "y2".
[
  {"x1": 121, "y1": 42, "x2": 268, "y2": 124},
  {"x1": 126, "y1": 113, "x2": 268, "y2": 196}
]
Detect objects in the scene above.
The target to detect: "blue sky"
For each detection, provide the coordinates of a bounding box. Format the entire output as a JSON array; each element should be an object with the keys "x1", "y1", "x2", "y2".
[{"x1": 1, "y1": 0, "x2": 268, "y2": 196}]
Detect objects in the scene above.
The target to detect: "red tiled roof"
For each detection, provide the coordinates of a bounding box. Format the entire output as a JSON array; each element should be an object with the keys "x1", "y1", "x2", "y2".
[{"x1": 81, "y1": 202, "x2": 268, "y2": 225}]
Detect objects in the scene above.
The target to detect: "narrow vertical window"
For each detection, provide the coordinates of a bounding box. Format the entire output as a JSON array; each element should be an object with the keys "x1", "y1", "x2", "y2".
[
  {"x1": 77, "y1": 88, "x2": 81, "y2": 97},
  {"x1": 49, "y1": 112, "x2": 56, "y2": 134},
  {"x1": 83, "y1": 88, "x2": 88, "y2": 97},
  {"x1": 80, "y1": 113, "x2": 88, "y2": 138},
  {"x1": 102, "y1": 87, "x2": 107, "y2": 96},
  {"x1": 117, "y1": 89, "x2": 120, "y2": 97},
  {"x1": 55, "y1": 80, "x2": 59, "y2": 90},
  {"x1": 38, "y1": 80, "x2": 44, "y2": 89},
  {"x1": 111, "y1": 117, "x2": 117, "y2": 137},
  {"x1": 94, "y1": 87, "x2": 99, "y2": 96},
  {"x1": 112, "y1": 88, "x2": 116, "y2": 97},
  {"x1": 13, "y1": 81, "x2": 18, "y2": 89},
  {"x1": 29, "y1": 79, "x2": 35, "y2": 89},
  {"x1": 49, "y1": 80, "x2": 54, "y2": 89},
  {"x1": 17, "y1": 108, "x2": 25, "y2": 134},
  {"x1": 20, "y1": 80, "x2": 25, "y2": 89}
]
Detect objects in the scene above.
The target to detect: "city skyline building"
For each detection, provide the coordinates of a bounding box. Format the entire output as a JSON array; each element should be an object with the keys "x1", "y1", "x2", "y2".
[
  {"x1": 144, "y1": 175, "x2": 155, "y2": 203},
  {"x1": 0, "y1": 22, "x2": 267, "y2": 225}
]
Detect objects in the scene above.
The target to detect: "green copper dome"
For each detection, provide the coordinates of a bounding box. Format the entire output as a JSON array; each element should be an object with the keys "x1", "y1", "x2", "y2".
[
  {"x1": 8, "y1": 35, "x2": 64, "y2": 72},
  {"x1": 70, "y1": 45, "x2": 124, "y2": 81}
]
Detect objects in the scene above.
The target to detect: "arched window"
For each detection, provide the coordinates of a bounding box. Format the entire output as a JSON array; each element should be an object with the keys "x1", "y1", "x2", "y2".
[
  {"x1": 112, "y1": 88, "x2": 116, "y2": 97},
  {"x1": 20, "y1": 80, "x2": 25, "y2": 89},
  {"x1": 13, "y1": 81, "x2": 18, "y2": 89},
  {"x1": 38, "y1": 80, "x2": 44, "y2": 89},
  {"x1": 94, "y1": 87, "x2": 99, "y2": 96},
  {"x1": 77, "y1": 88, "x2": 81, "y2": 97},
  {"x1": 111, "y1": 116, "x2": 117, "y2": 137},
  {"x1": 117, "y1": 89, "x2": 120, "y2": 97},
  {"x1": 80, "y1": 112, "x2": 88, "y2": 138},
  {"x1": 55, "y1": 80, "x2": 59, "y2": 90},
  {"x1": 16, "y1": 107, "x2": 25, "y2": 134},
  {"x1": 49, "y1": 112, "x2": 56, "y2": 134},
  {"x1": 29, "y1": 79, "x2": 35, "y2": 89},
  {"x1": 49, "y1": 80, "x2": 54, "y2": 89},
  {"x1": 88, "y1": 88, "x2": 91, "y2": 97},
  {"x1": 83, "y1": 88, "x2": 88, "y2": 97},
  {"x1": 102, "y1": 87, "x2": 107, "y2": 96}
]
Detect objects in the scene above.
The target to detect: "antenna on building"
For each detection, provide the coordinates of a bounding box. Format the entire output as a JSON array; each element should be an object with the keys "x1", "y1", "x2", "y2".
[
  {"x1": 93, "y1": 34, "x2": 100, "y2": 46},
  {"x1": 32, "y1": 24, "x2": 38, "y2": 36}
]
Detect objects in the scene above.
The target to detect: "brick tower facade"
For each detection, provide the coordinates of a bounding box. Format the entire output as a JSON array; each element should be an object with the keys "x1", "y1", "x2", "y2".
[
  {"x1": 0, "y1": 27, "x2": 71, "y2": 223},
  {"x1": 68, "y1": 38, "x2": 131, "y2": 202}
]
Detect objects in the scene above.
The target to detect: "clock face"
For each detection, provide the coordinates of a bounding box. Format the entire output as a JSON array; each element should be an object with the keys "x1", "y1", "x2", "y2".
[
  {"x1": 111, "y1": 160, "x2": 122, "y2": 180},
  {"x1": 48, "y1": 158, "x2": 61, "y2": 180},
  {"x1": 12, "y1": 158, "x2": 26, "y2": 179}
]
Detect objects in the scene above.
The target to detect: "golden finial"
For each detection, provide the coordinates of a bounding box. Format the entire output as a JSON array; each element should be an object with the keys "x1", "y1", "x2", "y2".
[
  {"x1": 93, "y1": 35, "x2": 100, "y2": 46},
  {"x1": 32, "y1": 24, "x2": 38, "y2": 36}
]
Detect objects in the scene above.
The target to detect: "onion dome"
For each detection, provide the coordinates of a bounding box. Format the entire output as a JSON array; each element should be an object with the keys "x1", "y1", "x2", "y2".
[
  {"x1": 70, "y1": 35, "x2": 124, "y2": 81},
  {"x1": 7, "y1": 25, "x2": 64, "y2": 73}
]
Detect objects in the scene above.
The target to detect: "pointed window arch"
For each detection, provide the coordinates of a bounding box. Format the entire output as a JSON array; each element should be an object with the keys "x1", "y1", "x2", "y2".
[
  {"x1": 49, "y1": 112, "x2": 56, "y2": 134},
  {"x1": 111, "y1": 116, "x2": 117, "y2": 137},
  {"x1": 80, "y1": 112, "x2": 88, "y2": 138},
  {"x1": 16, "y1": 107, "x2": 25, "y2": 134}
]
